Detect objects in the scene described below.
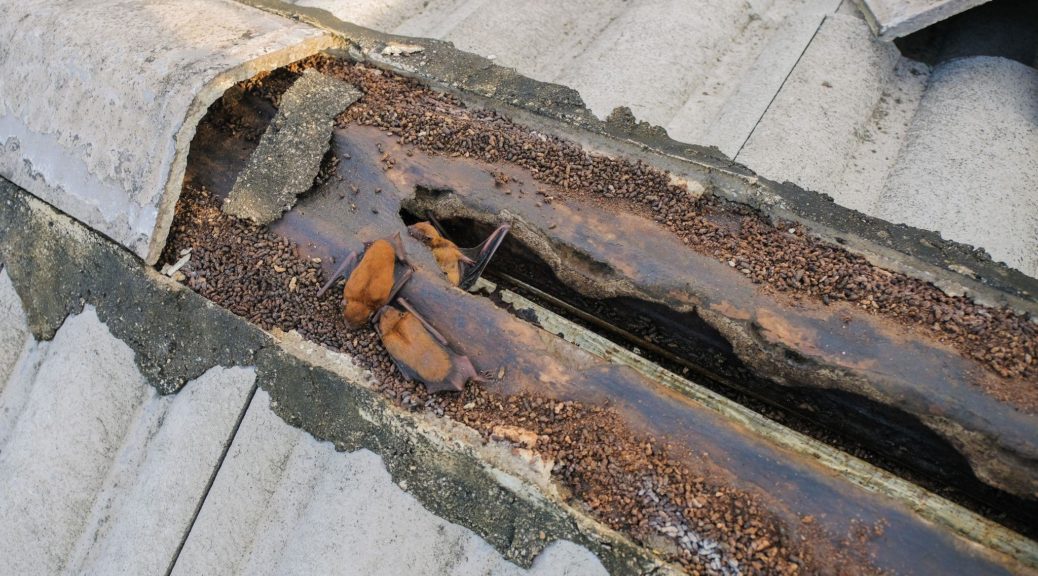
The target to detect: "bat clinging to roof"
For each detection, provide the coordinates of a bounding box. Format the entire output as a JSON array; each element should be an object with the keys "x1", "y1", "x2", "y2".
[
  {"x1": 375, "y1": 298, "x2": 485, "y2": 393},
  {"x1": 318, "y1": 232, "x2": 413, "y2": 328},
  {"x1": 408, "y1": 216, "x2": 510, "y2": 289}
]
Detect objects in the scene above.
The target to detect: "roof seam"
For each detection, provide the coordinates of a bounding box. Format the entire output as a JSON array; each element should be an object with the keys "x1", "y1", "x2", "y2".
[
  {"x1": 164, "y1": 380, "x2": 260, "y2": 576},
  {"x1": 733, "y1": 13, "x2": 831, "y2": 160}
]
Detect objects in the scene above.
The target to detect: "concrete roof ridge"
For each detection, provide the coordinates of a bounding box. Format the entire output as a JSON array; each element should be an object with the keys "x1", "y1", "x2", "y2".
[
  {"x1": 874, "y1": 55, "x2": 1038, "y2": 278},
  {"x1": 0, "y1": 0, "x2": 339, "y2": 264}
]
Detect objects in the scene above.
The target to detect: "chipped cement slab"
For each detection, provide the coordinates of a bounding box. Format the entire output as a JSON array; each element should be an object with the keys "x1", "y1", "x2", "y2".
[
  {"x1": 688, "y1": 0, "x2": 843, "y2": 158},
  {"x1": 856, "y1": 0, "x2": 993, "y2": 39},
  {"x1": 0, "y1": 304, "x2": 255, "y2": 575},
  {"x1": 224, "y1": 69, "x2": 360, "y2": 224},
  {"x1": 175, "y1": 388, "x2": 607, "y2": 576},
  {"x1": 874, "y1": 56, "x2": 1038, "y2": 278},
  {"x1": 0, "y1": 0, "x2": 338, "y2": 264}
]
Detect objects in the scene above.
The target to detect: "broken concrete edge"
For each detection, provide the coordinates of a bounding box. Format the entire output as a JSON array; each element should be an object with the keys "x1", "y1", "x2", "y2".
[
  {"x1": 145, "y1": 34, "x2": 345, "y2": 265},
  {"x1": 0, "y1": 179, "x2": 668, "y2": 575},
  {"x1": 853, "y1": 0, "x2": 993, "y2": 40},
  {"x1": 234, "y1": 0, "x2": 1037, "y2": 317},
  {"x1": 0, "y1": 0, "x2": 342, "y2": 268},
  {"x1": 224, "y1": 69, "x2": 361, "y2": 225}
]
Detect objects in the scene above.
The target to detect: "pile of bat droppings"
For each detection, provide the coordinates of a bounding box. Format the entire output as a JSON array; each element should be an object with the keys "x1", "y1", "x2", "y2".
[
  {"x1": 272, "y1": 55, "x2": 1035, "y2": 406},
  {"x1": 161, "y1": 184, "x2": 899, "y2": 575}
]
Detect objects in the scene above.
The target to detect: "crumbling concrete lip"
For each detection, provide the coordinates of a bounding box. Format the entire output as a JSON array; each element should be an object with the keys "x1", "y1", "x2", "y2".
[
  {"x1": 223, "y1": 69, "x2": 361, "y2": 224},
  {"x1": 0, "y1": 0, "x2": 341, "y2": 265}
]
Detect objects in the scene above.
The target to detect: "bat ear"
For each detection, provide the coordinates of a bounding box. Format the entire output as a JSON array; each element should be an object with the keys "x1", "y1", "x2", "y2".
[{"x1": 389, "y1": 231, "x2": 409, "y2": 262}]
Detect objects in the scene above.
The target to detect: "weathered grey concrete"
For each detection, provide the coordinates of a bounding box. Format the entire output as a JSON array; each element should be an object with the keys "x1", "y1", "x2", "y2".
[
  {"x1": 224, "y1": 70, "x2": 360, "y2": 224},
  {"x1": 396, "y1": 0, "x2": 631, "y2": 85},
  {"x1": 295, "y1": 0, "x2": 843, "y2": 150},
  {"x1": 856, "y1": 0, "x2": 992, "y2": 39},
  {"x1": 678, "y1": 0, "x2": 843, "y2": 157},
  {"x1": 547, "y1": 0, "x2": 775, "y2": 132},
  {"x1": 174, "y1": 388, "x2": 608, "y2": 576},
  {"x1": 736, "y1": 13, "x2": 909, "y2": 212},
  {"x1": 0, "y1": 309, "x2": 146, "y2": 575},
  {"x1": 0, "y1": 305, "x2": 255, "y2": 575},
  {"x1": 70, "y1": 367, "x2": 254, "y2": 576},
  {"x1": 874, "y1": 56, "x2": 1038, "y2": 278},
  {"x1": 0, "y1": 269, "x2": 30, "y2": 388},
  {"x1": 828, "y1": 55, "x2": 930, "y2": 214},
  {"x1": 0, "y1": 268, "x2": 40, "y2": 449},
  {"x1": 0, "y1": 0, "x2": 337, "y2": 264}
]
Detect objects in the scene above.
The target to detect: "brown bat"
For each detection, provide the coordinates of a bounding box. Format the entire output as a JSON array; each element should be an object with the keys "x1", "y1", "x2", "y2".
[
  {"x1": 375, "y1": 297, "x2": 485, "y2": 393},
  {"x1": 407, "y1": 216, "x2": 510, "y2": 289},
  {"x1": 318, "y1": 232, "x2": 413, "y2": 328}
]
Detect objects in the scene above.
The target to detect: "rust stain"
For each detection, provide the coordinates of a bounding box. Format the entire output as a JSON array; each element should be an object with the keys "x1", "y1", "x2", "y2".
[
  {"x1": 710, "y1": 300, "x2": 752, "y2": 321},
  {"x1": 755, "y1": 308, "x2": 877, "y2": 372}
]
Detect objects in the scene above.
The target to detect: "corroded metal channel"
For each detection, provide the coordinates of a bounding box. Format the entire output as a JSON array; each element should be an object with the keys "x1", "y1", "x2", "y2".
[
  {"x1": 171, "y1": 57, "x2": 1038, "y2": 573},
  {"x1": 352, "y1": 121, "x2": 1036, "y2": 508},
  {"x1": 476, "y1": 277, "x2": 1038, "y2": 569},
  {"x1": 466, "y1": 230, "x2": 1038, "y2": 530}
]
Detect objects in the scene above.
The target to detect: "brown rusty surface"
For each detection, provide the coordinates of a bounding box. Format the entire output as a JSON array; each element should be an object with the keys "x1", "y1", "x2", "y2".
[
  {"x1": 283, "y1": 124, "x2": 1036, "y2": 503},
  {"x1": 176, "y1": 74, "x2": 1032, "y2": 574}
]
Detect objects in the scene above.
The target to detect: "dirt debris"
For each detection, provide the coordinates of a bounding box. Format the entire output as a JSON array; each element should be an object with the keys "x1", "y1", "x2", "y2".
[
  {"x1": 160, "y1": 185, "x2": 872, "y2": 575},
  {"x1": 279, "y1": 55, "x2": 1036, "y2": 403}
]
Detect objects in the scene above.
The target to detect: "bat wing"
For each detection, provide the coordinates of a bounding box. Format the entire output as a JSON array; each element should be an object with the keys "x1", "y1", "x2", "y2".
[
  {"x1": 460, "y1": 224, "x2": 510, "y2": 289},
  {"x1": 317, "y1": 250, "x2": 361, "y2": 297}
]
